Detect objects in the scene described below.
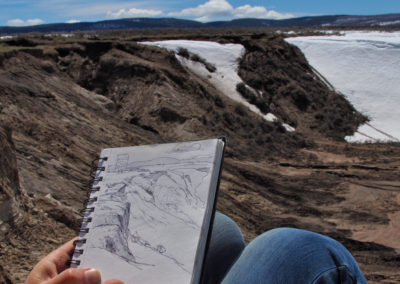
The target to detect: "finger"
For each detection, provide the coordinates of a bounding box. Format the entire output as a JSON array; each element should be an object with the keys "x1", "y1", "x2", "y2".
[
  {"x1": 46, "y1": 268, "x2": 101, "y2": 284},
  {"x1": 26, "y1": 238, "x2": 78, "y2": 281},
  {"x1": 103, "y1": 280, "x2": 125, "y2": 284},
  {"x1": 45, "y1": 237, "x2": 78, "y2": 273}
]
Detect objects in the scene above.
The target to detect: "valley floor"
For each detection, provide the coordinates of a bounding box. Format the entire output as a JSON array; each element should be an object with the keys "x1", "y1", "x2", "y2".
[{"x1": 219, "y1": 138, "x2": 400, "y2": 282}]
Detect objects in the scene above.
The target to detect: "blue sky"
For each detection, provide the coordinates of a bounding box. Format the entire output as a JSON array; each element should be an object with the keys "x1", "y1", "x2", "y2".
[{"x1": 1, "y1": 0, "x2": 399, "y2": 26}]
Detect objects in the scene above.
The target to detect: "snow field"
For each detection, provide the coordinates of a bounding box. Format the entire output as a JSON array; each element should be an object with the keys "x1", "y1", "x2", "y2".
[
  {"x1": 140, "y1": 40, "x2": 294, "y2": 132},
  {"x1": 286, "y1": 31, "x2": 400, "y2": 142}
]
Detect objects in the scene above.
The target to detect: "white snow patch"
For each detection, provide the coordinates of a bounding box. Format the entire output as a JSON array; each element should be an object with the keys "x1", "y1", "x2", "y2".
[
  {"x1": 141, "y1": 40, "x2": 294, "y2": 132},
  {"x1": 379, "y1": 20, "x2": 400, "y2": 26},
  {"x1": 263, "y1": 113, "x2": 295, "y2": 132},
  {"x1": 319, "y1": 30, "x2": 334, "y2": 35},
  {"x1": 264, "y1": 113, "x2": 278, "y2": 122},
  {"x1": 61, "y1": 33, "x2": 74, "y2": 38},
  {"x1": 43, "y1": 33, "x2": 74, "y2": 38},
  {"x1": 0, "y1": 36, "x2": 13, "y2": 40},
  {"x1": 316, "y1": 30, "x2": 344, "y2": 35},
  {"x1": 286, "y1": 31, "x2": 400, "y2": 142}
]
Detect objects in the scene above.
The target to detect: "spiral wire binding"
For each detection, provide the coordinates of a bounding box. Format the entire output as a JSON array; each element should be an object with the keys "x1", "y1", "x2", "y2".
[
  {"x1": 67, "y1": 156, "x2": 108, "y2": 267},
  {"x1": 68, "y1": 259, "x2": 81, "y2": 266},
  {"x1": 73, "y1": 239, "x2": 87, "y2": 246}
]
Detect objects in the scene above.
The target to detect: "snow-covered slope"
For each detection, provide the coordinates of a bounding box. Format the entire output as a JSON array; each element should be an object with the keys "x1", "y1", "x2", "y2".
[
  {"x1": 286, "y1": 31, "x2": 400, "y2": 142},
  {"x1": 142, "y1": 40, "x2": 248, "y2": 107},
  {"x1": 141, "y1": 40, "x2": 294, "y2": 132}
]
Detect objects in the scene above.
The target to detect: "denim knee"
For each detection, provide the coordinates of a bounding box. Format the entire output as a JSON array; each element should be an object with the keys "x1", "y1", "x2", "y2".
[
  {"x1": 212, "y1": 212, "x2": 245, "y2": 248},
  {"x1": 201, "y1": 213, "x2": 245, "y2": 284},
  {"x1": 222, "y1": 228, "x2": 367, "y2": 284}
]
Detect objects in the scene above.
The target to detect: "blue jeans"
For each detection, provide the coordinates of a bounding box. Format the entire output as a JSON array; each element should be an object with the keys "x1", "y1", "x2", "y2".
[{"x1": 202, "y1": 213, "x2": 367, "y2": 284}]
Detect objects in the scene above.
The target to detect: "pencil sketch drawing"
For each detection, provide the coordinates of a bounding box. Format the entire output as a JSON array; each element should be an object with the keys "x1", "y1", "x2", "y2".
[{"x1": 84, "y1": 141, "x2": 217, "y2": 280}]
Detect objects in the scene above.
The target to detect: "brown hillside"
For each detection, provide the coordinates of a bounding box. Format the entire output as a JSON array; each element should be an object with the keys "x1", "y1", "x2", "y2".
[{"x1": 0, "y1": 30, "x2": 399, "y2": 283}]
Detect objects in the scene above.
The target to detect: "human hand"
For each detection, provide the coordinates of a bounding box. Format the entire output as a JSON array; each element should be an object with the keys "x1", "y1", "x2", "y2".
[{"x1": 25, "y1": 238, "x2": 124, "y2": 284}]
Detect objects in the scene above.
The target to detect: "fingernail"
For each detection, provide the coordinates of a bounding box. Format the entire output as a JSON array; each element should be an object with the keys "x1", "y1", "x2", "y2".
[{"x1": 84, "y1": 268, "x2": 101, "y2": 284}]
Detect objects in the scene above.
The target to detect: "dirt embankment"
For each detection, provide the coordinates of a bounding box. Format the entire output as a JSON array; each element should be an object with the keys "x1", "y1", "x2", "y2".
[
  {"x1": 0, "y1": 32, "x2": 399, "y2": 282},
  {"x1": 232, "y1": 33, "x2": 366, "y2": 138},
  {"x1": 0, "y1": 126, "x2": 77, "y2": 282}
]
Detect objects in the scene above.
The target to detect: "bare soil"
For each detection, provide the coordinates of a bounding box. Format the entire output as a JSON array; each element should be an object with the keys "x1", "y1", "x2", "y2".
[{"x1": 0, "y1": 30, "x2": 399, "y2": 283}]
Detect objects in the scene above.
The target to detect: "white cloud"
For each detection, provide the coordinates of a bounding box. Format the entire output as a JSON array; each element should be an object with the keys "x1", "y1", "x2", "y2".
[
  {"x1": 6, "y1": 18, "x2": 44, "y2": 26},
  {"x1": 168, "y1": 0, "x2": 233, "y2": 22},
  {"x1": 168, "y1": 0, "x2": 293, "y2": 22},
  {"x1": 106, "y1": 7, "x2": 163, "y2": 19},
  {"x1": 66, "y1": 19, "x2": 81, "y2": 24},
  {"x1": 235, "y1": 4, "x2": 293, "y2": 19}
]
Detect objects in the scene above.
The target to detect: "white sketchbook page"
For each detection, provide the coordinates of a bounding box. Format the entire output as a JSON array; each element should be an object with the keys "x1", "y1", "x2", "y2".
[{"x1": 75, "y1": 139, "x2": 223, "y2": 284}]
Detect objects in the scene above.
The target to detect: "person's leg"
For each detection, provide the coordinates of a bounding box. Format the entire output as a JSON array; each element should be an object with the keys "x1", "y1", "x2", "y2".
[
  {"x1": 201, "y1": 212, "x2": 246, "y2": 284},
  {"x1": 222, "y1": 228, "x2": 367, "y2": 284}
]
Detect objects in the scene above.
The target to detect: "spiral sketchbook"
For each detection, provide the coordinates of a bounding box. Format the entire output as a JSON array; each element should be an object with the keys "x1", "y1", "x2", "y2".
[{"x1": 70, "y1": 138, "x2": 225, "y2": 284}]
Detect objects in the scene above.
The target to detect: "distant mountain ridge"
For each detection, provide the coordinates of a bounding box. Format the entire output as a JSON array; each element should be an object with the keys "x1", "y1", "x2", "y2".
[{"x1": 1, "y1": 13, "x2": 400, "y2": 34}]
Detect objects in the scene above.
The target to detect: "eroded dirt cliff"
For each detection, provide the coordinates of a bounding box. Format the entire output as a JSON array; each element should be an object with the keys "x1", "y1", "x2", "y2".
[{"x1": 0, "y1": 31, "x2": 399, "y2": 283}]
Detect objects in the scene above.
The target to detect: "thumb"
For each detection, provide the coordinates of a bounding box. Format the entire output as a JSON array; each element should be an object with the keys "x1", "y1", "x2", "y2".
[
  {"x1": 104, "y1": 280, "x2": 125, "y2": 284},
  {"x1": 46, "y1": 268, "x2": 101, "y2": 284}
]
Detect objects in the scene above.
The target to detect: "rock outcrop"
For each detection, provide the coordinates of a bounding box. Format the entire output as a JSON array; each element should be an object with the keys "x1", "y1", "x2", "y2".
[{"x1": 0, "y1": 126, "x2": 28, "y2": 230}]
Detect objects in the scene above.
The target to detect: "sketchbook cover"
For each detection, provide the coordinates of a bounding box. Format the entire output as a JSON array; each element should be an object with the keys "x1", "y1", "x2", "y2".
[{"x1": 72, "y1": 138, "x2": 225, "y2": 284}]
